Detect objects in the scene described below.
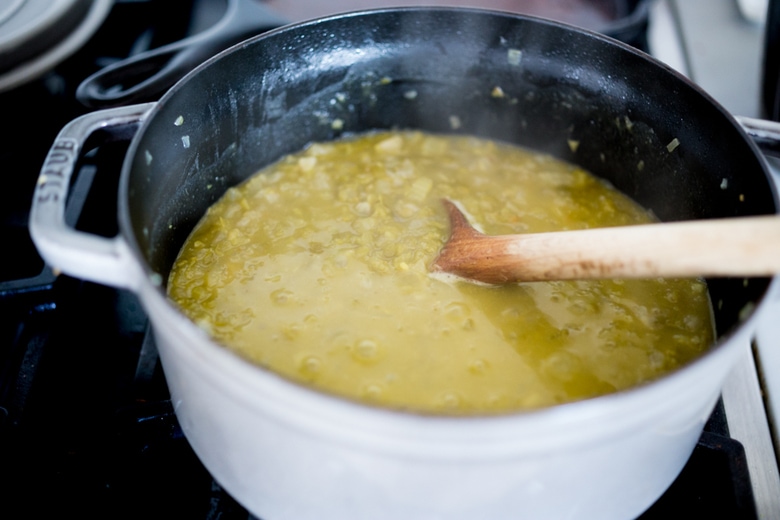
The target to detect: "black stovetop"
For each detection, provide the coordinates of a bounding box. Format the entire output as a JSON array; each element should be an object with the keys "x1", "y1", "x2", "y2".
[{"x1": 0, "y1": 1, "x2": 759, "y2": 518}]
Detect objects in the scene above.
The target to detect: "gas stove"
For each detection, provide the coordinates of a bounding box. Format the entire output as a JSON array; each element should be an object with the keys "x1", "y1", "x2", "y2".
[{"x1": 1, "y1": 1, "x2": 777, "y2": 518}]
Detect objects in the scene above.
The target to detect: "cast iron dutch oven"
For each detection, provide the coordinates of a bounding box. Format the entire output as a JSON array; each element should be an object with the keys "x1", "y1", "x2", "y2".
[{"x1": 30, "y1": 8, "x2": 780, "y2": 520}]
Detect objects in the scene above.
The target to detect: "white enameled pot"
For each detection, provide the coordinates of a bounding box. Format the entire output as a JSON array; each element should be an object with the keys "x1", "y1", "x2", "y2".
[{"x1": 30, "y1": 8, "x2": 779, "y2": 519}]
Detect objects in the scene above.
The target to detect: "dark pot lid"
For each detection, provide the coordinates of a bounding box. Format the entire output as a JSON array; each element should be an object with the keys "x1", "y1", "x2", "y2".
[{"x1": 0, "y1": 0, "x2": 112, "y2": 92}]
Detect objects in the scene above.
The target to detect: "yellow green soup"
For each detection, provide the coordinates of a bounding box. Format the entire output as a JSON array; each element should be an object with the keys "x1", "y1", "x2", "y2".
[{"x1": 167, "y1": 131, "x2": 714, "y2": 415}]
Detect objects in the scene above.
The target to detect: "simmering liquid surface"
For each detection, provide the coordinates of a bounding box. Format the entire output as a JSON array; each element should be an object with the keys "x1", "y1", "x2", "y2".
[{"x1": 168, "y1": 131, "x2": 714, "y2": 414}]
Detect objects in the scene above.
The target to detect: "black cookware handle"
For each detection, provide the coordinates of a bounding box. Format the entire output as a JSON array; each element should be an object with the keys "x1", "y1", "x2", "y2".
[
  {"x1": 75, "y1": 0, "x2": 287, "y2": 108},
  {"x1": 736, "y1": 115, "x2": 780, "y2": 158}
]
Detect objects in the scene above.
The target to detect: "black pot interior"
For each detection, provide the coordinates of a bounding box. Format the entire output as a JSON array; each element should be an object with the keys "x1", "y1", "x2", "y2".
[{"x1": 124, "y1": 8, "x2": 777, "y2": 339}]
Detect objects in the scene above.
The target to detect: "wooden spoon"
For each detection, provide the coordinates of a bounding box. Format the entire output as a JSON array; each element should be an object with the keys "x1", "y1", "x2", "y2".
[{"x1": 431, "y1": 199, "x2": 780, "y2": 284}]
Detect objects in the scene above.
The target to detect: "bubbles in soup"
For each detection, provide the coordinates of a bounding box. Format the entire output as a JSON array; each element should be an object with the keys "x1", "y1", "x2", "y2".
[{"x1": 167, "y1": 131, "x2": 714, "y2": 415}]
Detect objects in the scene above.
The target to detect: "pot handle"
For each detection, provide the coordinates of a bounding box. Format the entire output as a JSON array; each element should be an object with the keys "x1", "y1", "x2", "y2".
[
  {"x1": 30, "y1": 103, "x2": 156, "y2": 291},
  {"x1": 75, "y1": 0, "x2": 287, "y2": 108},
  {"x1": 736, "y1": 115, "x2": 780, "y2": 157}
]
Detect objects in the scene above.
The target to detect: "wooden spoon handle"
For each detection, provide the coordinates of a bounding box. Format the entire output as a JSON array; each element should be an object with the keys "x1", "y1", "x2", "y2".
[{"x1": 432, "y1": 200, "x2": 780, "y2": 283}]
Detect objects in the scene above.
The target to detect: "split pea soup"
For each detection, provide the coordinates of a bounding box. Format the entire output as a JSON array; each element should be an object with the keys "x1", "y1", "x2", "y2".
[{"x1": 167, "y1": 130, "x2": 714, "y2": 415}]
